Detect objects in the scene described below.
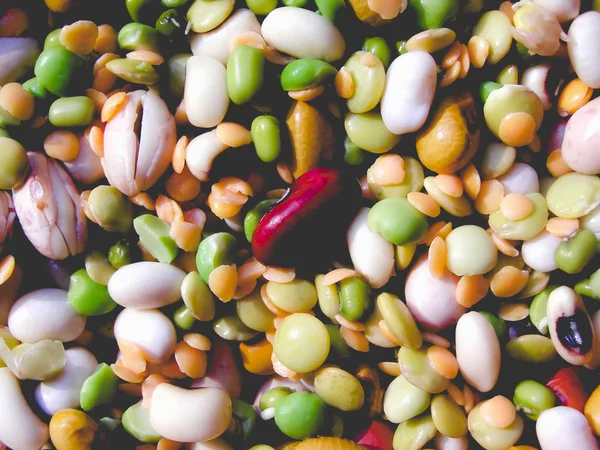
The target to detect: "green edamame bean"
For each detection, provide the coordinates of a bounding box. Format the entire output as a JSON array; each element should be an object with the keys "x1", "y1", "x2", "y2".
[
  {"x1": 367, "y1": 197, "x2": 428, "y2": 246},
  {"x1": 513, "y1": 380, "x2": 556, "y2": 420},
  {"x1": 108, "y1": 240, "x2": 136, "y2": 269},
  {"x1": 274, "y1": 392, "x2": 326, "y2": 440},
  {"x1": 325, "y1": 324, "x2": 352, "y2": 359},
  {"x1": 409, "y1": 0, "x2": 459, "y2": 29},
  {"x1": 479, "y1": 311, "x2": 507, "y2": 339},
  {"x1": 133, "y1": 214, "x2": 179, "y2": 264},
  {"x1": 213, "y1": 315, "x2": 258, "y2": 341},
  {"x1": 0, "y1": 137, "x2": 29, "y2": 190},
  {"x1": 67, "y1": 269, "x2": 117, "y2": 316},
  {"x1": 44, "y1": 29, "x2": 63, "y2": 49},
  {"x1": 122, "y1": 401, "x2": 161, "y2": 443},
  {"x1": 162, "y1": 0, "x2": 190, "y2": 6},
  {"x1": 345, "y1": 112, "x2": 400, "y2": 154},
  {"x1": 315, "y1": 0, "x2": 345, "y2": 21},
  {"x1": 126, "y1": 0, "x2": 162, "y2": 23},
  {"x1": 227, "y1": 45, "x2": 265, "y2": 105},
  {"x1": 22, "y1": 77, "x2": 47, "y2": 99},
  {"x1": 480, "y1": 81, "x2": 502, "y2": 103},
  {"x1": 88, "y1": 185, "x2": 133, "y2": 233},
  {"x1": 554, "y1": 229, "x2": 598, "y2": 274},
  {"x1": 156, "y1": 9, "x2": 183, "y2": 36},
  {"x1": 246, "y1": 0, "x2": 277, "y2": 15},
  {"x1": 280, "y1": 59, "x2": 337, "y2": 92},
  {"x1": 173, "y1": 304, "x2": 197, "y2": 330},
  {"x1": 343, "y1": 136, "x2": 364, "y2": 166},
  {"x1": 49, "y1": 96, "x2": 95, "y2": 127},
  {"x1": 396, "y1": 40, "x2": 407, "y2": 54},
  {"x1": 362, "y1": 37, "x2": 391, "y2": 69},
  {"x1": 196, "y1": 232, "x2": 237, "y2": 282},
  {"x1": 34, "y1": 47, "x2": 82, "y2": 96},
  {"x1": 251, "y1": 116, "x2": 281, "y2": 164},
  {"x1": 80, "y1": 363, "x2": 118, "y2": 411},
  {"x1": 233, "y1": 399, "x2": 258, "y2": 441},
  {"x1": 118, "y1": 23, "x2": 162, "y2": 52},
  {"x1": 181, "y1": 271, "x2": 216, "y2": 321},
  {"x1": 260, "y1": 387, "x2": 293, "y2": 411},
  {"x1": 393, "y1": 413, "x2": 437, "y2": 450},
  {"x1": 168, "y1": 54, "x2": 191, "y2": 98},
  {"x1": 339, "y1": 277, "x2": 371, "y2": 322},
  {"x1": 106, "y1": 58, "x2": 160, "y2": 85}
]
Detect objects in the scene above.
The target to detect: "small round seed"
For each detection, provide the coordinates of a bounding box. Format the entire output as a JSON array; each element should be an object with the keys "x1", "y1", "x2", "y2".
[
  {"x1": 455, "y1": 274, "x2": 489, "y2": 308},
  {"x1": 546, "y1": 217, "x2": 579, "y2": 237},
  {"x1": 427, "y1": 345, "x2": 459, "y2": 379},
  {"x1": 208, "y1": 265, "x2": 238, "y2": 302},
  {"x1": 480, "y1": 395, "x2": 517, "y2": 428},
  {"x1": 500, "y1": 193, "x2": 534, "y2": 221}
]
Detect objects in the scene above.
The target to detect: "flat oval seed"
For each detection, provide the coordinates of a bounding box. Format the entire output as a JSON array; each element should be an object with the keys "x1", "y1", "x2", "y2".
[
  {"x1": 208, "y1": 265, "x2": 237, "y2": 302},
  {"x1": 456, "y1": 275, "x2": 489, "y2": 308},
  {"x1": 490, "y1": 266, "x2": 529, "y2": 298},
  {"x1": 407, "y1": 192, "x2": 440, "y2": 218},
  {"x1": 480, "y1": 395, "x2": 517, "y2": 429},
  {"x1": 427, "y1": 346, "x2": 458, "y2": 379},
  {"x1": 500, "y1": 193, "x2": 534, "y2": 221}
]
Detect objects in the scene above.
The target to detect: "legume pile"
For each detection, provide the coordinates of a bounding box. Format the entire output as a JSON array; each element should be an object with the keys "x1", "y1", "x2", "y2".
[{"x1": 1, "y1": 0, "x2": 600, "y2": 449}]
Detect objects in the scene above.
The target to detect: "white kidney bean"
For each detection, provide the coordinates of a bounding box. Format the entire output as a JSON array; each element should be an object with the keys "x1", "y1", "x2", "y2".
[
  {"x1": 190, "y1": 9, "x2": 261, "y2": 65},
  {"x1": 568, "y1": 11, "x2": 600, "y2": 89},
  {"x1": 187, "y1": 439, "x2": 234, "y2": 450},
  {"x1": 108, "y1": 262, "x2": 185, "y2": 309},
  {"x1": 261, "y1": 7, "x2": 345, "y2": 62},
  {"x1": 521, "y1": 230, "x2": 562, "y2": 272},
  {"x1": 0, "y1": 367, "x2": 49, "y2": 450},
  {"x1": 537, "y1": 406, "x2": 599, "y2": 450},
  {"x1": 435, "y1": 434, "x2": 469, "y2": 450},
  {"x1": 381, "y1": 51, "x2": 437, "y2": 135},
  {"x1": 405, "y1": 255, "x2": 465, "y2": 331},
  {"x1": 7, "y1": 289, "x2": 86, "y2": 343},
  {"x1": 498, "y1": 162, "x2": 539, "y2": 195},
  {"x1": 521, "y1": 64, "x2": 552, "y2": 110},
  {"x1": 184, "y1": 55, "x2": 229, "y2": 128},
  {"x1": 149, "y1": 384, "x2": 232, "y2": 443},
  {"x1": 114, "y1": 308, "x2": 176, "y2": 363},
  {"x1": 64, "y1": 133, "x2": 104, "y2": 184},
  {"x1": 562, "y1": 97, "x2": 600, "y2": 175},
  {"x1": 252, "y1": 375, "x2": 308, "y2": 412},
  {"x1": 585, "y1": 310, "x2": 600, "y2": 369},
  {"x1": 186, "y1": 129, "x2": 230, "y2": 182},
  {"x1": 455, "y1": 311, "x2": 500, "y2": 393},
  {"x1": 581, "y1": 204, "x2": 600, "y2": 239},
  {"x1": 347, "y1": 208, "x2": 394, "y2": 289},
  {"x1": 534, "y1": 0, "x2": 579, "y2": 22},
  {"x1": 34, "y1": 347, "x2": 97, "y2": 415}
]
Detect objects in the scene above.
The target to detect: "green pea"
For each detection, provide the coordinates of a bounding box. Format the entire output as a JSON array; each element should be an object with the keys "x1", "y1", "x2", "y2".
[
  {"x1": 118, "y1": 23, "x2": 162, "y2": 52},
  {"x1": 505, "y1": 335, "x2": 556, "y2": 363},
  {"x1": 233, "y1": 399, "x2": 258, "y2": 441},
  {"x1": 274, "y1": 392, "x2": 326, "y2": 440},
  {"x1": 126, "y1": 0, "x2": 162, "y2": 23},
  {"x1": 339, "y1": 277, "x2": 371, "y2": 322},
  {"x1": 484, "y1": 84, "x2": 544, "y2": 139},
  {"x1": 236, "y1": 288, "x2": 276, "y2": 332},
  {"x1": 529, "y1": 286, "x2": 555, "y2": 334},
  {"x1": 497, "y1": 64, "x2": 518, "y2": 85},
  {"x1": 409, "y1": 0, "x2": 459, "y2": 29},
  {"x1": 384, "y1": 375, "x2": 430, "y2": 424},
  {"x1": 244, "y1": 200, "x2": 277, "y2": 242},
  {"x1": 398, "y1": 346, "x2": 449, "y2": 394},
  {"x1": 246, "y1": 0, "x2": 277, "y2": 15},
  {"x1": 282, "y1": 0, "x2": 306, "y2": 6},
  {"x1": 251, "y1": 117, "x2": 281, "y2": 164},
  {"x1": 393, "y1": 413, "x2": 437, "y2": 450},
  {"x1": 478, "y1": 311, "x2": 507, "y2": 339},
  {"x1": 173, "y1": 304, "x2": 197, "y2": 330},
  {"x1": 480, "y1": 81, "x2": 502, "y2": 103},
  {"x1": 44, "y1": 29, "x2": 63, "y2": 49},
  {"x1": 181, "y1": 271, "x2": 216, "y2": 321},
  {"x1": 315, "y1": 0, "x2": 345, "y2": 21},
  {"x1": 554, "y1": 230, "x2": 597, "y2": 274},
  {"x1": 213, "y1": 315, "x2": 258, "y2": 341},
  {"x1": 0, "y1": 137, "x2": 29, "y2": 190},
  {"x1": 325, "y1": 324, "x2": 352, "y2": 359},
  {"x1": 260, "y1": 387, "x2": 293, "y2": 411},
  {"x1": 281, "y1": 59, "x2": 337, "y2": 92},
  {"x1": 156, "y1": 9, "x2": 182, "y2": 36},
  {"x1": 274, "y1": 314, "x2": 330, "y2": 373},
  {"x1": 187, "y1": 0, "x2": 235, "y2": 33},
  {"x1": 133, "y1": 214, "x2": 179, "y2": 264},
  {"x1": 80, "y1": 363, "x2": 118, "y2": 411},
  {"x1": 575, "y1": 278, "x2": 599, "y2": 299},
  {"x1": 362, "y1": 37, "x2": 391, "y2": 69},
  {"x1": 0, "y1": 106, "x2": 19, "y2": 128},
  {"x1": 88, "y1": 186, "x2": 132, "y2": 233},
  {"x1": 376, "y1": 293, "x2": 422, "y2": 350},
  {"x1": 49, "y1": 96, "x2": 94, "y2": 127},
  {"x1": 22, "y1": 77, "x2": 47, "y2": 99},
  {"x1": 34, "y1": 47, "x2": 82, "y2": 96},
  {"x1": 343, "y1": 136, "x2": 364, "y2": 166},
  {"x1": 168, "y1": 53, "x2": 191, "y2": 98},
  {"x1": 122, "y1": 401, "x2": 161, "y2": 443},
  {"x1": 227, "y1": 45, "x2": 265, "y2": 105},
  {"x1": 266, "y1": 279, "x2": 318, "y2": 313},
  {"x1": 513, "y1": 380, "x2": 556, "y2": 420},
  {"x1": 0, "y1": 129, "x2": 8, "y2": 138},
  {"x1": 196, "y1": 232, "x2": 237, "y2": 283},
  {"x1": 108, "y1": 240, "x2": 136, "y2": 269},
  {"x1": 162, "y1": 0, "x2": 190, "y2": 6},
  {"x1": 67, "y1": 269, "x2": 117, "y2": 316},
  {"x1": 106, "y1": 58, "x2": 160, "y2": 85},
  {"x1": 345, "y1": 112, "x2": 401, "y2": 154},
  {"x1": 367, "y1": 197, "x2": 428, "y2": 246}
]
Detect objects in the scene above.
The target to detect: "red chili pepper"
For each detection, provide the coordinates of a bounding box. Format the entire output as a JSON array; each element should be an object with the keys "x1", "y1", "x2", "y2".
[
  {"x1": 546, "y1": 367, "x2": 589, "y2": 413},
  {"x1": 355, "y1": 420, "x2": 394, "y2": 450}
]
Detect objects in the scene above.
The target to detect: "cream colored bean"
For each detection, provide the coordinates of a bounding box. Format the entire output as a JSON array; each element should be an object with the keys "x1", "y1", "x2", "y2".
[
  {"x1": 568, "y1": 11, "x2": 600, "y2": 89},
  {"x1": 108, "y1": 262, "x2": 185, "y2": 309},
  {"x1": 261, "y1": 8, "x2": 345, "y2": 62},
  {"x1": 190, "y1": 9, "x2": 261, "y2": 65},
  {"x1": 35, "y1": 347, "x2": 97, "y2": 415},
  {"x1": 8, "y1": 289, "x2": 86, "y2": 343},
  {"x1": 185, "y1": 56, "x2": 229, "y2": 128},
  {"x1": 537, "y1": 407, "x2": 599, "y2": 450},
  {"x1": 581, "y1": 204, "x2": 600, "y2": 239},
  {"x1": 455, "y1": 311, "x2": 500, "y2": 393},
  {"x1": 381, "y1": 51, "x2": 437, "y2": 135},
  {"x1": 562, "y1": 97, "x2": 600, "y2": 175},
  {"x1": 521, "y1": 230, "x2": 562, "y2": 272},
  {"x1": 498, "y1": 163, "x2": 539, "y2": 195},
  {"x1": 149, "y1": 384, "x2": 232, "y2": 443},
  {"x1": 114, "y1": 308, "x2": 176, "y2": 363},
  {"x1": 186, "y1": 130, "x2": 230, "y2": 182},
  {"x1": 347, "y1": 208, "x2": 394, "y2": 289}
]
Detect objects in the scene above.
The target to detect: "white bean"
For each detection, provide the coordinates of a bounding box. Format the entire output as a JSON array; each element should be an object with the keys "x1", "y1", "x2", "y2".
[
  {"x1": 562, "y1": 97, "x2": 600, "y2": 175},
  {"x1": 568, "y1": 11, "x2": 600, "y2": 89},
  {"x1": 149, "y1": 385, "x2": 232, "y2": 443},
  {"x1": 521, "y1": 64, "x2": 552, "y2": 110},
  {"x1": 8, "y1": 289, "x2": 86, "y2": 343},
  {"x1": 108, "y1": 262, "x2": 185, "y2": 309},
  {"x1": 114, "y1": 308, "x2": 176, "y2": 363},
  {"x1": 498, "y1": 162, "x2": 539, "y2": 195},
  {"x1": 380, "y1": 51, "x2": 437, "y2": 135},
  {"x1": 537, "y1": 406, "x2": 599, "y2": 450},
  {"x1": 347, "y1": 207, "x2": 394, "y2": 289},
  {"x1": 435, "y1": 434, "x2": 469, "y2": 450},
  {"x1": 405, "y1": 255, "x2": 465, "y2": 332},
  {"x1": 35, "y1": 347, "x2": 97, "y2": 415},
  {"x1": 184, "y1": 55, "x2": 229, "y2": 128},
  {"x1": 455, "y1": 311, "x2": 500, "y2": 393},
  {"x1": 190, "y1": 9, "x2": 261, "y2": 65},
  {"x1": 534, "y1": 0, "x2": 579, "y2": 22},
  {"x1": 186, "y1": 129, "x2": 230, "y2": 182},
  {"x1": 186, "y1": 438, "x2": 234, "y2": 450},
  {"x1": 63, "y1": 133, "x2": 104, "y2": 184},
  {"x1": 581, "y1": 204, "x2": 600, "y2": 239},
  {"x1": 0, "y1": 367, "x2": 49, "y2": 450},
  {"x1": 521, "y1": 230, "x2": 562, "y2": 272},
  {"x1": 261, "y1": 7, "x2": 345, "y2": 62}
]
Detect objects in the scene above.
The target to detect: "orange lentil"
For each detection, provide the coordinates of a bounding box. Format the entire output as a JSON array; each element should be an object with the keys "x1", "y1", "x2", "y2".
[
  {"x1": 490, "y1": 266, "x2": 530, "y2": 298},
  {"x1": 94, "y1": 24, "x2": 118, "y2": 54},
  {"x1": 422, "y1": 332, "x2": 451, "y2": 348},
  {"x1": 118, "y1": 340, "x2": 147, "y2": 375},
  {"x1": 335, "y1": 67, "x2": 355, "y2": 99},
  {"x1": 216, "y1": 122, "x2": 252, "y2": 148},
  {"x1": 129, "y1": 193, "x2": 155, "y2": 211},
  {"x1": 94, "y1": 52, "x2": 119, "y2": 76},
  {"x1": 288, "y1": 85, "x2": 325, "y2": 101},
  {"x1": 155, "y1": 195, "x2": 184, "y2": 225},
  {"x1": 208, "y1": 265, "x2": 238, "y2": 302},
  {"x1": 112, "y1": 360, "x2": 145, "y2": 384},
  {"x1": 126, "y1": 50, "x2": 164, "y2": 66},
  {"x1": 546, "y1": 217, "x2": 580, "y2": 237},
  {"x1": 447, "y1": 382, "x2": 465, "y2": 406},
  {"x1": 183, "y1": 333, "x2": 211, "y2": 351},
  {"x1": 93, "y1": 68, "x2": 117, "y2": 93},
  {"x1": 157, "y1": 439, "x2": 182, "y2": 450},
  {"x1": 0, "y1": 83, "x2": 34, "y2": 121},
  {"x1": 428, "y1": 236, "x2": 447, "y2": 278},
  {"x1": 101, "y1": 92, "x2": 127, "y2": 122},
  {"x1": 271, "y1": 352, "x2": 300, "y2": 380},
  {"x1": 141, "y1": 374, "x2": 168, "y2": 410},
  {"x1": 498, "y1": 112, "x2": 537, "y2": 147},
  {"x1": 500, "y1": 193, "x2": 534, "y2": 221},
  {"x1": 174, "y1": 341, "x2": 207, "y2": 379},
  {"x1": 491, "y1": 233, "x2": 519, "y2": 257},
  {"x1": 86, "y1": 88, "x2": 108, "y2": 114},
  {"x1": 0, "y1": 255, "x2": 16, "y2": 286},
  {"x1": 207, "y1": 195, "x2": 243, "y2": 219},
  {"x1": 463, "y1": 384, "x2": 475, "y2": 414},
  {"x1": 239, "y1": 339, "x2": 275, "y2": 375},
  {"x1": 44, "y1": 130, "x2": 80, "y2": 162},
  {"x1": 455, "y1": 274, "x2": 489, "y2": 308},
  {"x1": 334, "y1": 314, "x2": 366, "y2": 332},
  {"x1": 263, "y1": 266, "x2": 296, "y2": 283},
  {"x1": 480, "y1": 395, "x2": 517, "y2": 428},
  {"x1": 237, "y1": 258, "x2": 266, "y2": 285},
  {"x1": 369, "y1": 154, "x2": 406, "y2": 186},
  {"x1": 427, "y1": 345, "x2": 459, "y2": 379},
  {"x1": 377, "y1": 362, "x2": 401, "y2": 377},
  {"x1": 276, "y1": 162, "x2": 295, "y2": 185},
  {"x1": 172, "y1": 136, "x2": 189, "y2": 174},
  {"x1": 170, "y1": 221, "x2": 202, "y2": 252},
  {"x1": 165, "y1": 167, "x2": 201, "y2": 203},
  {"x1": 340, "y1": 327, "x2": 370, "y2": 352},
  {"x1": 421, "y1": 221, "x2": 453, "y2": 246},
  {"x1": 546, "y1": 150, "x2": 573, "y2": 178},
  {"x1": 158, "y1": 358, "x2": 187, "y2": 379},
  {"x1": 322, "y1": 268, "x2": 357, "y2": 286},
  {"x1": 475, "y1": 179, "x2": 504, "y2": 215},
  {"x1": 461, "y1": 163, "x2": 481, "y2": 200}
]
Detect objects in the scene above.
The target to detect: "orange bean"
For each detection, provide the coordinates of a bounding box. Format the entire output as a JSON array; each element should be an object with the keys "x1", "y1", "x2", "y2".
[
  {"x1": 475, "y1": 179, "x2": 504, "y2": 215},
  {"x1": 442, "y1": 41, "x2": 462, "y2": 69},
  {"x1": 500, "y1": 193, "x2": 534, "y2": 221},
  {"x1": 44, "y1": 130, "x2": 80, "y2": 162},
  {"x1": 407, "y1": 192, "x2": 441, "y2": 218},
  {"x1": 455, "y1": 274, "x2": 489, "y2": 308},
  {"x1": 428, "y1": 236, "x2": 447, "y2": 279},
  {"x1": 546, "y1": 150, "x2": 573, "y2": 178},
  {"x1": 157, "y1": 439, "x2": 182, "y2": 450},
  {"x1": 239, "y1": 339, "x2": 275, "y2": 375},
  {"x1": 0, "y1": 255, "x2": 16, "y2": 286},
  {"x1": 546, "y1": 217, "x2": 579, "y2": 237},
  {"x1": 459, "y1": 43, "x2": 470, "y2": 79},
  {"x1": 208, "y1": 265, "x2": 238, "y2": 302},
  {"x1": 335, "y1": 67, "x2": 355, "y2": 99},
  {"x1": 427, "y1": 345, "x2": 459, "y2": 379},
  {"x1": 468, "y1": 35, "x2": 489, "y2": 69},
  {"x1": 94, "y1": 24, "x2": 118, "y2": 54},
  {"x1": 440, "y1": 60, "x2": 461, "y2": 88},
  {"x1": 490, "y1": 266, "x2": 529, "y2": 298},
  {"x1": 0, "y1": 83, "x2": 34, "y2": 121},
  {"x1": 558, "y1": 78, "x2": 593, "y2": 117}
]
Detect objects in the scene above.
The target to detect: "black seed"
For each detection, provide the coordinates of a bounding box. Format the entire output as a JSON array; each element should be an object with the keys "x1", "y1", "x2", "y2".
[{"x1": 556, "y1": 310, "x2": 593, "y2": 355}]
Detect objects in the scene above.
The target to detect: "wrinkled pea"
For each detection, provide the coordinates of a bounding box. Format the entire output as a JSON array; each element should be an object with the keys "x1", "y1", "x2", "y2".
[
  {"x1": 266, "y1": 279, "x2": 318, "y2": 313},
  {"x1": 108, "y1": 240, "x2": 136, "y2": 269},
  {"x1": 89, "y1": 185, "x2": 133, "y2": 233},
  {"x1": 187, "y1": 0, "x2": 235, "y2": 33},
  {"x1": 431, "y1": 394, "x2": 468, "y2": 438},
  {"x1": 513, "y1": 380, "x2": 556, "y2": 420},
  {"x1": 554, "y1": 230, "x2": 598, "y2": 274},
  {"x1": 468, "y1": 402, "x2": 524, "y2": 450},
  {"x1": 134, "y1": 214, "x2": 178, "y2": 264},
  {"x1": 398, "y1": 346, "x2": 449, "y2": 394},
  {"x1": 326, "y1": 325, "x2": 352, "y2": 359},
  {"x1": 339, "y1": 277, "x2": 371, "y2": 322},
  {"x1": 344, "y1": 51, "x2": 385, "y2": 114},
  {"x1": 106, "y1": 58, "x2": 160, "y2": 85},
  {"x1": 473, "y1": 10, "x2": 513, "y2": 64},
  {"x1": 251, "y1": 117, "x2": 281, "y2": 164},
  {"x1": 228, "y1": 45, "x2": 265, "y2": 105},
  {"x1": 489, "y1": 193, "x2": 548, "y2": 240},
  {"x1": 343, "y1": 136, "x2": 365, "y2": 166},
  {"x1": 260, "y1": 387, "x2": 293, "y2": 410},
  {"x1": 393, "y1": 413, "x2": 437, "y2": 450},
  {"x1": 316, "y1": 275, "x2": 341, "y2": 322},
  {"x1": 0, "y1": 137, "x2": 29, "y2": 190},
  {"x1": 274, "y1": 392, "x2": 326, "y2": 440},
  {"x1": 362, "y1": 37, "x2": 391, "y2": 69},
  {"x1": 49, "y1": 96, "x2": 95, "y2": 127},
  {"x1": 181, "y1": 271, "x2": 216, "y2": 321},
  {"x1": 196, "y1": 232, "x2": 237, "y2": 283},
  {"x1": 118, "y1": 22, "x2": 161, "y2": 51},
  {"x1": 409, "y1": 0, "x2": 458, "y2": 29},
  {"x1": 344, "y1": 112, "x2": 401, "y2": 154},
  {"x1": 314, "y1": 366, "x2": 364, "y2": 411},
  {"x1": 214, "y1": 315, "x2": 258, "y2": 341},
  {"x1": 34, "y1": 47, "x2": 82, "y2": 96},
  {"x1": 446, "y1": 225, "x2": 497, "y2": 276},
  {"x1": 424, "y1": 177, "x2": 472, "y2": 217},
  {"x1": 122, "y1": 401, "x2": 161, "y2": 443},
  {"x1": 546, "y1": 173, "x2": 600, "y2": 219},
  {"x1": 367, "y1": 197, "x2": 428, "y2": 246},
  {"x1": 236, "y1": 288, "x2": 276, "y2": 332},
  {"x1": 368, "y1": 157, "x2": 425, "y2": 200},
  {"x1": 168, "y1": 53, "x2": 191, "y2": 98},
  {"x1": 377, "y1": 293, "x2": 422, "y2": 350},
  {"x1": 281, "y1": 59, "x2": 337, "y2": 92},
  {"x1": 67, "y1": 269, "x2": 117, "y2": 316},
  {"x1": 80, "y1": 363, "x2": 118, "y2": 411},
  {"x1": 505, "y1": 335, "x2": 557, "y2": 363},
  {"x1": 383, "y1": 375, "x2": 430, "y2": 424}
]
